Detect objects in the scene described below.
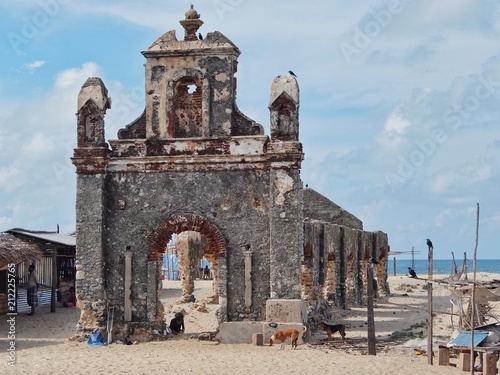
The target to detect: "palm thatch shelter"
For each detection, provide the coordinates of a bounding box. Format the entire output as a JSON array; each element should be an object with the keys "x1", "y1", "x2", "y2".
[
  {"x1": 0, "y1": 228, "x2": 77, "y2": 313},
  {"x1": 0, "y1": 232, "x2": 43, "y2": 269},
  {"x1": 0, "y1": 232, "x2": 44, "y2": 314}
]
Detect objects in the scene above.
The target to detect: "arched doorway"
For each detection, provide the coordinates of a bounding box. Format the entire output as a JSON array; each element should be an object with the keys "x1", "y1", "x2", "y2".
[{"x1": 148, "y1": 212, "x2": 227, "y2": 330}]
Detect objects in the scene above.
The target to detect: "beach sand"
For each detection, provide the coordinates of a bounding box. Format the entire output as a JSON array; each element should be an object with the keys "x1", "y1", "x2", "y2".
[{"x1": 1, "y1": 272, "x2": 499, "y2": 374}]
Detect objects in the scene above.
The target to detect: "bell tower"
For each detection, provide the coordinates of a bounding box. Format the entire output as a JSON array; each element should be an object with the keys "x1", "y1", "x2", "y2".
[{"x1": 141, "y1": 6, "x2": 243, "y2": 139}]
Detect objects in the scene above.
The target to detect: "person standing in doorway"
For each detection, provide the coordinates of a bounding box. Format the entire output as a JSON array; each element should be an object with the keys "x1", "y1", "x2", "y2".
[{"x1": 27, "y1": 264, "x2": 39, "y2": 316}]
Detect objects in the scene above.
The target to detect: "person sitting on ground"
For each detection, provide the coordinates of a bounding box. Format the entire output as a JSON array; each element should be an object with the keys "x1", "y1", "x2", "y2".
[
  {"x1": 408, "y1": 267, "x2": 417, "y2": 278},
  {"x1": 169, "y1": 312, "x2": 185, "y2": 335},
  {"x1": 63, "y1": 286, "x2": 77, "y2": 307}
]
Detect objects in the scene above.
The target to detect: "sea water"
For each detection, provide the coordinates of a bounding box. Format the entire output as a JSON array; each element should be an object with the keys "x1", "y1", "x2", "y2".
[{"x1": 390, "y1": 258, "x2": 500, "y2": 276}]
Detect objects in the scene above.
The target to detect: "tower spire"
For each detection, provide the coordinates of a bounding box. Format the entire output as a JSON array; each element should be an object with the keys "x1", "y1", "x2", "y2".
[{"x1": 180, "y1": 4, "x2": 203, "y2": 41}]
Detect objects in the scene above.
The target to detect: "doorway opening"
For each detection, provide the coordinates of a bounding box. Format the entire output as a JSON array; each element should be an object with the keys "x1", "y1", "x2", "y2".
[{"x1": 160, "y1": 231, "x2": 220, "y2": 336}]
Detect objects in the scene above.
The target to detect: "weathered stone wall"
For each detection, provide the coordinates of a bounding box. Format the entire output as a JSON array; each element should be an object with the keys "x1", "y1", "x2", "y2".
[
  {"x1": 302, "y1": 220, "x2": 389, "y2": 321},
  {"x1": 303, "y1": 188, "x2": 363, "y2": 230},
  {"x1": 74, "y1": 174, "x2": 107, "y2": 335}
]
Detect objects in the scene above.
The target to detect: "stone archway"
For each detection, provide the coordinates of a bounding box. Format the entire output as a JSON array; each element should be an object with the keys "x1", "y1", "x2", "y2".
[
  {"x1": 148, "y1": 213, "x2": 225, "y2": 261},
  {"x1": 147, "y1": 212, "x2": 228, "y2": 323}
]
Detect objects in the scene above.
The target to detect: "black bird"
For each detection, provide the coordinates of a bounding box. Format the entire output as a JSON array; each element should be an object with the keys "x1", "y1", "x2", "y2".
[
  {"x1": 198, "y1": 33, "x2": 203, "y2": 40},
  {"x1": 408, "y1": 267, "x2": 417, "y2": 278},
  {"x1": 426, "y1": 238, "x2": 433, "y2": 248},
  {"x1": 288, "y1": 70, "x2": 297, "y2": 77}
]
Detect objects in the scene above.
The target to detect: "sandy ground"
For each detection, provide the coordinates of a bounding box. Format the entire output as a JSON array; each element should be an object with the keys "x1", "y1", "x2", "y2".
[{"x1": 1, "y1": 272, "x2": 499, "y2": 375}]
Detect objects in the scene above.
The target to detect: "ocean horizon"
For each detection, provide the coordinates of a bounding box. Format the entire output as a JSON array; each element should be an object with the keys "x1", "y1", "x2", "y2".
[{"x1": 389, "y1": 258, "x2": 500, "y2": 276}]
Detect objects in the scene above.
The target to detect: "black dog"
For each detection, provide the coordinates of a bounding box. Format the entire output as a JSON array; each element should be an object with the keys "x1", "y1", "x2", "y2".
[{"x1": 318, "y1": 322, "x2": 346, "y2": 341}]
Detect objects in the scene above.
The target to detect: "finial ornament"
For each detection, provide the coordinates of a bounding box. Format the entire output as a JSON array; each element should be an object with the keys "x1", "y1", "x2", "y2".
[{"x1": 181, "y1": 5, "x2": 203, "y2": 40}]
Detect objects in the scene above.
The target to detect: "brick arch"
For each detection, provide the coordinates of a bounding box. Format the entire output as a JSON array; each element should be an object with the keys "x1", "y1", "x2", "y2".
[{"x1": 148, "y1": 213, "x2": 226, "y2": 261}]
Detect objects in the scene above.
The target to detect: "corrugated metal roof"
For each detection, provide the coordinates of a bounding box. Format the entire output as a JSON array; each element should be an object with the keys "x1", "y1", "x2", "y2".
[
  {"x1": 7, "y1": 228, "x2": 76, "y2": 247},
  {"x1": 448, "y1": 331, "x2": 489, "y2": 348}
]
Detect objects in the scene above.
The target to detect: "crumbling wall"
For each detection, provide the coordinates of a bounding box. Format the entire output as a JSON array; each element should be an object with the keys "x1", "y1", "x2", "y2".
[
  {"x1": 303, "y1": 188, "x2": 363, "y2": 230},
  {"x1": 302, "y1": 220, "x2": 389, "y2": 318},
  {"x1": 102, "y1": 169, "x2": 273, "y2": 324},
  {"x1": 343, "y1": 226, "x2": 363, "y2": 306}
]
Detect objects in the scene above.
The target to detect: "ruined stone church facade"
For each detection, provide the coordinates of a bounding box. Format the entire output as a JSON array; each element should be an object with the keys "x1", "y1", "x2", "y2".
[{"x1": 72, "y1": 7, "x2": 389, "y2": 340}]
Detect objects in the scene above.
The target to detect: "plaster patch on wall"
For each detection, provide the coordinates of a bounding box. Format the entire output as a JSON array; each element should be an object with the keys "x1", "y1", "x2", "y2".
[
  {"x1": 274, "y1": 170, "x2": 293, "y2": 206},
  {"x1": 215, "y1": 72, "x2": 229, "y2": 81},
  {"x1": 222, "y1": 121, "x2": 231, "y2": 134},
  {"x1": 215, "y1": 88, "x2": 230, "y2": 100}
]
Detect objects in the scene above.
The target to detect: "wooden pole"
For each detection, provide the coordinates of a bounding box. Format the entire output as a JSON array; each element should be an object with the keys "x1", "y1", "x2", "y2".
[
  {"x1": 470, "y1": 203, "x2": 480, "y2": 375},
  {"x1": 51, "y1": 247, "x2": 57, "y2": 313},
  {"x1": 427, "y1": 243, "x2": 433, "y2": 365},
  {"x1": 367, "y1": 266, "x2": 376, "y2": 355},
  {"x1": 393, "y1": 257, "x2": 396, "y2": 276}
]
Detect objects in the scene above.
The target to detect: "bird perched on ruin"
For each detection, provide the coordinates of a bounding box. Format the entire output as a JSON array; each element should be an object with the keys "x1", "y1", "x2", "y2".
[
  {"x1": 288, "y1": 70, "x2": 297, "y2": 77},
  {"x1": 198, "y1": 32, "x2": 203, "y2": 40},
  {"x1": 426, "y1": 238, "x2": 433, "y2": 248}
]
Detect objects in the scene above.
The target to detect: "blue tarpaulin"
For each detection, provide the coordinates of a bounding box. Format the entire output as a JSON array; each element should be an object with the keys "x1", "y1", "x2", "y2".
[
  {"x1": 447, "y1": 331, "x2": 489, "y2": 348},
  {"x1": 161, "y1": 254, "x2": 211, "y2": 280}
]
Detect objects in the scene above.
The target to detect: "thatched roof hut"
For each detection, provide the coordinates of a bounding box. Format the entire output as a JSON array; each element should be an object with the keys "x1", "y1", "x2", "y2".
[{"x1": 0, "y1": 232, "x2": 44, "y2": 269}]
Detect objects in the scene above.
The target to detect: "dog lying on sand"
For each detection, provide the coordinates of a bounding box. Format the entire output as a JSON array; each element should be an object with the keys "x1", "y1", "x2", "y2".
[
  {"x1": 317, "y1": 322, "x2": 346, "y2": 341},
  {"x1": 268, "y1": 326, "x2": 307, "y2": 349}
]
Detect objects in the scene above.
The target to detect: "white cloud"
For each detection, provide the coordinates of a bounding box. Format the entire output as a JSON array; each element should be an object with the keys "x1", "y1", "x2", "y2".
[
  {"x1": 383, "y1": 110, "x2": 410, "y2": 134},
  {"x1": 54, "y1": 62, "x2": 100, "y2": 91},
  {"x1": 0, "y1": 164, "x2": 25, "y2": 192},
  {"x1": 430, "y1": 171, "x2": 459, "y2": 195},
  {"x1": 24, "y1": 60, "x2": 45, "y2": 74},
  {"x1": 0, "y1": 62, "x2": 103, "y2": 231},
  {"x1": 21, "y1": 132, "x2": 55, "y2": 158}
]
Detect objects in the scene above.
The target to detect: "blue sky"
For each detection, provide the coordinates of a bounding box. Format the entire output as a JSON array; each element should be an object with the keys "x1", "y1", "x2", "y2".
[{"x1": 1, "y1": 0, "x2": 499, "y2": 260}]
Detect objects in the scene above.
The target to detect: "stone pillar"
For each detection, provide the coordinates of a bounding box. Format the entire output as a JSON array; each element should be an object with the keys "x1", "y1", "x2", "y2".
[
  {"x1": 176, "y1": 232, "x2": 194, "y2": 301},
  {"x1": 74, "y1": 174, "x2": 107, "y2": 335},
  {"x1": 343, "y1": 227, "x2": 361, "y2": 307},
  {"x1": 374, "y1": 231, "x2": 390, "y2": 296},
  {"x1": 72, "y1": 76, "x2": 110, "y2": 336},
  {"x1": 269, "y1": 169, "x2": 303, "y2": 299},
  {"x1": 205, "y1": 254, "x2": 218, "y2": 298},
  {"x1": 324, "y1": 224, "x2": 342, "y2": 305},
  {"x1": 244, "y1": 251, "x2": 253, "y2": 308},
  {"x1": 124, "y1": 251, "x2": 133, "y2": 322}
]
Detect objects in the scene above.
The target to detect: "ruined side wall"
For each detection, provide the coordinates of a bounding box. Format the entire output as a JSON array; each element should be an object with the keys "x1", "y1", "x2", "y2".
[
  {"x1": 343, "y1": 226, "x2": 363, "y2": 306},
  {"x1": 303, "y1": 188, "x2": 363, "y2": 230},
  {"x1": 103, "y1": 169, "x2": 271, "y2": 323},
  {"x1": 302, "y1": 221, "x2": 389, "y2": 315}
]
